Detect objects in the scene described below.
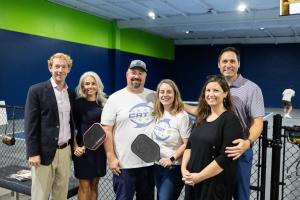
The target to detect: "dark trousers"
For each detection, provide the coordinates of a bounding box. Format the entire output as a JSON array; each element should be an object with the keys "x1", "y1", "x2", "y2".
[
  {"x1": 154, "y1": 164, "x2": 183, "y2": 200},
  {"x1": 113, "y1": 166, "x2": 154, "y2": 200}
]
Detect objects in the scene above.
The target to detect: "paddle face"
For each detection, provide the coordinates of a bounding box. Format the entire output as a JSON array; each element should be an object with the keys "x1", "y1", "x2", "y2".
[
  {"x1": 131, "y1": 134, "x2": 160, "y2": 163},
  {"x1": 83, "y1": 123, "x2": 106, "y2": 150}
]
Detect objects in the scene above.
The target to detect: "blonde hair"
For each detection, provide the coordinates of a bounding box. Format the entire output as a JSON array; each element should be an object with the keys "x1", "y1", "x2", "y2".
[
  {"x1": 75, "y1": 71, "x2": 107, "y2": 107},
  {"x1": 48, "y1": 53, "x2": 73, "y2": 68},
  {"x1": 153, "y1": 79, "x2": 184, "y2": 119}
]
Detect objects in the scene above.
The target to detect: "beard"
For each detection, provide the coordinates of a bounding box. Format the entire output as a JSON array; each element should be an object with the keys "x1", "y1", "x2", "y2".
[{"x1": 130, "y1": 78, "x2": 142, "y2": 88}]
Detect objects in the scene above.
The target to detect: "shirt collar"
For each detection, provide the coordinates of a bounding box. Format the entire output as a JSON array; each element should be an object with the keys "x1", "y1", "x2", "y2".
[
  {"x1": 50, "y1": 78, "x2": 68, "y2": 90},
  {"x1": 230, "y1": 74, "x2": 243, "y2": 88}
]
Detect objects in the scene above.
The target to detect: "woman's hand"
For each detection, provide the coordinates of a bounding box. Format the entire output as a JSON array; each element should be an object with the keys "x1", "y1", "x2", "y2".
[
  {"x1": 74, "y1": 146, "x2": 86, "y2": 157},
  {"x1": 159, "y1": 158, "x2": 172, "y2": 168},
  {"x1": 182, "y1": 172, "x2": 201, "y2": 186}
]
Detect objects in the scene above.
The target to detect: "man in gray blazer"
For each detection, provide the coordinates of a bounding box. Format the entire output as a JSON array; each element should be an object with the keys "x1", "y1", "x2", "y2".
[{"x1": 25, "y1": 52, "x2": 75, "y2": 200}]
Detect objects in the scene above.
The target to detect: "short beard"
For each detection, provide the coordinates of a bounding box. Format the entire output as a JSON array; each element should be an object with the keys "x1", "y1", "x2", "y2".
[{"x1": 131, "y1": 81, "x2": 141, "y2": 88}]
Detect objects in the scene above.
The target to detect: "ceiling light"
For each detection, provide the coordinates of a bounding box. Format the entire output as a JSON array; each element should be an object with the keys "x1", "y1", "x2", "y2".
[
  {"x1": 185, "y1": 30, "x2": 194, "y2": 34},
  {"x1": 259, "y1": 27, "x2": 265, "y2": 31},
  {"x1": 148, "y1": 11, "x2": 156, "y2": 20},
  {"x1": 237, "y1": 4, "x2": 247, "y2": 12}
]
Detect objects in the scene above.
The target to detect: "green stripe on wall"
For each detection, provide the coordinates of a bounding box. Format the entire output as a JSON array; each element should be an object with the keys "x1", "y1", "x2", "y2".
[
  {"x1": 118, "y1": 29, "x2": 174, "y2": 60},
  {"x1": 0, "y1": 0, "x2": 174, "y2": 60}
]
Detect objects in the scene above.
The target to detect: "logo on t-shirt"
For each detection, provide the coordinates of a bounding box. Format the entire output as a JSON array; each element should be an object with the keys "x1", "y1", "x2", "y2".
[
  {"x1": 129, "y1": 102, "x2": 154, "y2": 128},
  {"x1": 153, "y1": 118, "x2": 171, "y2": 141}
]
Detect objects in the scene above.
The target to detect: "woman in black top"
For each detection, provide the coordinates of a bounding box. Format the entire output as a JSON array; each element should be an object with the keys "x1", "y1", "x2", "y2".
[
  {"x1": 73, "y1": 71, "x2": 107, "y2": 200},
  {"x1": 181, "y1": 75, "x2": 243, "y2": 200}
]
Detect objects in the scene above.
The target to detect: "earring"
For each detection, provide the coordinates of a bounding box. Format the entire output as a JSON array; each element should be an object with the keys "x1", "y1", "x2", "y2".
[{"x1": 223, "y1": 98, "x2": 226, "y2": 106}]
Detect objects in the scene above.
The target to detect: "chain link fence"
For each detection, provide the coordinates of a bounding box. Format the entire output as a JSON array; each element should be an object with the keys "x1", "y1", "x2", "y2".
[
  {"x1": 0, "y1": 105, "x2": 26, "y2": 168},
  {"x1": 0, "y1": 104, "x2": 267, "y2": 200},
  {"x1": 3, "y1": 104, "x2": 299, "y2": 200},
  {"x1": 0, "y1": 105, "x2": 117, "y2": 199},
  {"x1": 281, "y1": 127, "x2": 300, "y2": 200}
]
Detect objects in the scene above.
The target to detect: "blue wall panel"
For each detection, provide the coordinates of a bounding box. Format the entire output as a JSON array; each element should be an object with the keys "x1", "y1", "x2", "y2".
[
  {"x1": 0, "y1": 29, "x2": 172, "y2": 106},
  {"x1": 114, "y1": 50, "x2": 171, "y2": 91},
  {"x1": 0, "y1": 29, "x2": 112, "y2": 105},
  {"x1": 2, "y1": 28, "x2": 298, "y2": 108},
  {"x1": 174, "y1": 44, "x2": 300, "y2": 108}
]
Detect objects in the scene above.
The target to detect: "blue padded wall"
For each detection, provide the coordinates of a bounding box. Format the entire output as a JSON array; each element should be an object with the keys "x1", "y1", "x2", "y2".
[
  {"x1": 0, "y1": 29, "x2": 172, "y2": 106},
  {"x1": 0, "y1": 29, "x2": 115, "y2": 106},
  {"x1": 114, "y1": 50, "x2": 171, "y2": 91}
]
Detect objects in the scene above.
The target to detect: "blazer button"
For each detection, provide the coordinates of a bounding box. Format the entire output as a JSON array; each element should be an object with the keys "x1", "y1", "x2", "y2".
[
  {"x1": 54, "y1": 137, "x2": 58, "y2": 140},
  {"x1": 56, "y1": 125, "x2": 60, "y2": 128},
  {"x1": 212, "y1": 146, "x2": 216, "y2": 149},
  {"x1": 212, "y1": 156, "x2": 214, "y2": 158}
]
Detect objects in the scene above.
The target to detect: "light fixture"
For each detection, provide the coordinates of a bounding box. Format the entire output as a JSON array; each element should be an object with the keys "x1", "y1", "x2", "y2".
[
  {"x1": 148, "y1": 11, "x2": 156, "y2": 20},
  {"x1": 237, "y1": 4, "x2": 247, "y2": 12},
  {"x1": 185, "y1": 30, "x2": 194, "y2": 34},
  {"x1": 259, "y1": 27, "x2": 265, "y2": 31}
]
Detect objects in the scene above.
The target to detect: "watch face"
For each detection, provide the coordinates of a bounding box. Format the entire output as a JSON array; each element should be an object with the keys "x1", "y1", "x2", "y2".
[{"x1": 170, "y1": 156, "x2": 175, "y2": 162}]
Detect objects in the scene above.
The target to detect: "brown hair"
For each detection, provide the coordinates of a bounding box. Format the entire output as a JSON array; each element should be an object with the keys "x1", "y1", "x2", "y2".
[
  {"x1": 218, "y1": 47, "x2": 240, "y2": 63},
  {"x1": 153, "y1": 79, "x2": 184, "y2": 119},
  {"x1": 195, "y1": 75, "x2": 233, "y2": 125}
]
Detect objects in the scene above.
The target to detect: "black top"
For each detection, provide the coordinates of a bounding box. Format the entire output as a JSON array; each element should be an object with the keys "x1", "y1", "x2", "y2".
[
  {"x1": 185, "y1": 111, "x2": 243, "y2": 200},
  {"x1": 73, "y1": 98, "x2": 106, "y2": 179}
]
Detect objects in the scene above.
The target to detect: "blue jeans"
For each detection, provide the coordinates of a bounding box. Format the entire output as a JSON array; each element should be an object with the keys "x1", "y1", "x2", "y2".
[
  {"x1": 234, "y1": 148, "x2": 253, "y2": 200},
  {"x1": 154, "y1": 164, "x2": 183, "y2": 200},
  {"x1": 113, "y1": 166, "x2": 154, "y2": 200}
]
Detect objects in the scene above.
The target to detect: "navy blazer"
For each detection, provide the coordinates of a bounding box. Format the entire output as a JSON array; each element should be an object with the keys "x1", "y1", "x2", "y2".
[{"x1": 24, "y1": 80, "x2": 75, "y2": 165}]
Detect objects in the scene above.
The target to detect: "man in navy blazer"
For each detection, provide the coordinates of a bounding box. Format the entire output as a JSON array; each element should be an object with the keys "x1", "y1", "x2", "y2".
[{"x1": 25, "y1": 52, "x2": 75, "y2": 200}]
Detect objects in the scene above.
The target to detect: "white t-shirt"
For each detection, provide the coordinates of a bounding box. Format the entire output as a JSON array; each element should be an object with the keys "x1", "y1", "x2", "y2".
[
  {"x1": 282, "y1": 88, "x2": 295, "y2": 102},
  {"x1": 152, "y1": 110, "x2": 191, "y2": 165},
  {"x1": 101, "y1": 88, "x2": 156, "y2": 169}
]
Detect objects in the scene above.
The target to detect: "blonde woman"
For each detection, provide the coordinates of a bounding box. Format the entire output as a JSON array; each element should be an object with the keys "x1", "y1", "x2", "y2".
[
  {"x1": 153, "y1": 79, "x2": 191, "y2": 200},
  {"x1": 73, "y1": 71, "x2": 107, "y2": 200}
]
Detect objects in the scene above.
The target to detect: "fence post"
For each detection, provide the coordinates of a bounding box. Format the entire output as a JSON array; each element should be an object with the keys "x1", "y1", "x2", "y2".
[
  {"x1": 270, "y1": 114, "x2": 282, "y2": 200},
  {"x1": 260, "y1": 120, "x2": 268, "y2": 200}
]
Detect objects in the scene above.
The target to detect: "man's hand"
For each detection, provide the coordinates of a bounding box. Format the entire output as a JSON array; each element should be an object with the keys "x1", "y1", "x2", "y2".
[
  {"x1": 29, "y1": 155, "x2": 41, "y2": 167},
  {"x1": 108, "y1": 158, "x2": 121, "y2": 176},
  {"x1": 225, "y1": 138, "x2": 251, "y2": 160}
]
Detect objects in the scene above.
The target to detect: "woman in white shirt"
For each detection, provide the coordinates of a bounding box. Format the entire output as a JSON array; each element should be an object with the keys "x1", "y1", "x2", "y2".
[{"x1": 152, "y1": 79, "x2": 192, "y2": 200}]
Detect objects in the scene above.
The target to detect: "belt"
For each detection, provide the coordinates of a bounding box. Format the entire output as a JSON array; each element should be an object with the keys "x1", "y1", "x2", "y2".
[{"x1": 57, "y1": 141, "x2": 70, "y2": 149}]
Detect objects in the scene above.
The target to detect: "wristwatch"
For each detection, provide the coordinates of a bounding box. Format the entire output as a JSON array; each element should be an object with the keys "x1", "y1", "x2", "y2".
[
  {"x1": 247, "y1": 138, "x2": 254, "y2": 148},
  {"x1": 169, "y1": 156, "x2": 175, "y2": 162}
]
